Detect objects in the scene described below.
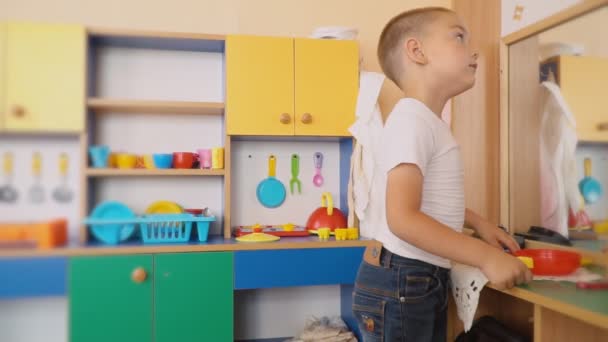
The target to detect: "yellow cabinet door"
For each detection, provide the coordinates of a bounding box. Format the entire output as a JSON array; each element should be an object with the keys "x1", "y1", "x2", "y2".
[
  {"x1": 4, "y1": 22, "x2": 85, "y2": 132},
  {"x1": 294, "y1": 38, "x2": 358, "y2": 137},
  {"x1": 0, "y1": 23, "x2": 6, "y2": 130},
  {"x1": 226, "y1": 35, "x2": 294, "y2": 136},
  {"x1": 559, "y1": 56, "x2": 608, "y2": 142}
]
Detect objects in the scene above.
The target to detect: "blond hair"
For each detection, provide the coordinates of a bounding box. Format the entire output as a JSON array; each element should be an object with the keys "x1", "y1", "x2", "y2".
[{"x1": 378, "y1": 7, "x2": 453, "y2": 87}]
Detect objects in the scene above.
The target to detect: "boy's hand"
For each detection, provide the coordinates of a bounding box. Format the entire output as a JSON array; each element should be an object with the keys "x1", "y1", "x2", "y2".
[
  {"x1": 475, "y1": 221, "x2": 520, "y2": 253},
  {"x1": 481, "y1": 250, "x2": 533, "y2": 289}
]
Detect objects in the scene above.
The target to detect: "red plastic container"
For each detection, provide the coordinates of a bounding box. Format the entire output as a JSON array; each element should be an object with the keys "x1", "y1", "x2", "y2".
[{"x1": 514, "y1": 249, "x2": 581, "y2": 276}]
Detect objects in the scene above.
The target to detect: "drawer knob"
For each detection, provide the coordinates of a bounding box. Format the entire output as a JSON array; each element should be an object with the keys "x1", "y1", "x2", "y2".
[
  {"x1": 597, "y1": 122, "x2": 608, "y2": 131},
  {"x1": 12, "y1": 105, "x2": 26, "y2": 118},
  {"x1": 301, "y1": 113, "x2": 312, "y2": 124},
  {"x1": 131, "y1": 267, "x2": 147, "y2": 283},
  {"x1": 280, "y1": 113, "x2": 291, "y2": 124}
]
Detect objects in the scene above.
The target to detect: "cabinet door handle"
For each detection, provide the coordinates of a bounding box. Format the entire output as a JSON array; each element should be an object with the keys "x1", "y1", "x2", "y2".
[
  {"x1": 12, "y1": 105, "x2": 26, "y2": 118},
  {"x1": 280, "y1": 113, "x2": 291, "y2": 124},
  {"x1": 131, "y1": 267, "x2": 147, "y2": 283},
  {"x1": 301, "y1": 113, "x2": 312, "y2": 124},
  {"x1": 597, "y1": 122, "x2": 608, "y2": 131}
]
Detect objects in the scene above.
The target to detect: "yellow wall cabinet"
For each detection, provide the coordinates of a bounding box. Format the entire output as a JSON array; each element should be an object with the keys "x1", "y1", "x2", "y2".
[
  {"x1": 226, "y1": 35, "x2": 358, "y2": 137},
  {"x1": 0, "y1": 23, "x2": 6, "y2": 131},
  {"x1": 1, "y1": 22, "x2": 85, "y2": 133},
  {"x1": 543, "y1": 55, "x2": 608, "y2": 142}
]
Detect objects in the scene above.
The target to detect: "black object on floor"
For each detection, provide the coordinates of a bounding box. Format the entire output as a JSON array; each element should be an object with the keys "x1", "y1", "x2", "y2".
[{"x1": 455, "y1": 316, "x2": 529, "y2": 342}]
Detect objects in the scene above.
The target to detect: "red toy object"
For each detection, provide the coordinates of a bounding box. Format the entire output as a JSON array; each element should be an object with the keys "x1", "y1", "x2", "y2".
[
  {"x1": 514, "y1": 249, "x2": 581, "y2": 276},
  {"x1": 306, "y1": 192, "x2": 347, "y2": 232}
]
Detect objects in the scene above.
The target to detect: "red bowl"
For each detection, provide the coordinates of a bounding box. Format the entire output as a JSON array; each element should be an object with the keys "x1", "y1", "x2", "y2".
[
  {"x1": 173, "y1": 152, "x2": 196, "y2": 169},
  {"x1": 514, "y1": 249, "x2": 581, "y2": 276}
]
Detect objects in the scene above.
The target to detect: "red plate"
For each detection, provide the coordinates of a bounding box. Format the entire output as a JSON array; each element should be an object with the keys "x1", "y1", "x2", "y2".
[{"x1": 514, "y1": 249, "x2": 581, "y2": 276}]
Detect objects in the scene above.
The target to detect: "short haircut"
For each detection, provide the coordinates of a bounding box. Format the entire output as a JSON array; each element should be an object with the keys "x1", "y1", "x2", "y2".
[{"x1": 378, "y1": 7, "x2": 453, "y2": 87}]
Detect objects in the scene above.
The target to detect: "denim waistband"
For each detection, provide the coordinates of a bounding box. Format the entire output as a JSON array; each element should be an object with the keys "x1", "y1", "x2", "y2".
[{"x1": 380, "y1": 247, "x2": 449, "y2": 275}]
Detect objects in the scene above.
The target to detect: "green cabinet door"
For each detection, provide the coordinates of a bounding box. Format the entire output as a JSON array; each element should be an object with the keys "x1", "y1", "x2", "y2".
[
  {"x1": 155, "y1": 252, "x2": 234, "y2": 342},
  {"x1": 69, "y1": 255, "x2": 153, "y2": 342}
]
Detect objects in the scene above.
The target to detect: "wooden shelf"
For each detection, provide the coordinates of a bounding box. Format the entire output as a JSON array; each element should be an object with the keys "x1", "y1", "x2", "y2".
[
  {"x1": 86, "y1": 168, "x2": 225, "y2": 177},
  {"x1": 87, "y1": 98, "x2": 224, "y2": 115}
]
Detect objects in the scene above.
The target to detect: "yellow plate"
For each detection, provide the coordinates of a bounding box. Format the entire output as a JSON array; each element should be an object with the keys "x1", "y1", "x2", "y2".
[
  {"x1": 145, "y1": 201, "x2": 183, "y2": 214},
  {"x1": 235, "y1": 233, "x2": 280, "y2": 243}
]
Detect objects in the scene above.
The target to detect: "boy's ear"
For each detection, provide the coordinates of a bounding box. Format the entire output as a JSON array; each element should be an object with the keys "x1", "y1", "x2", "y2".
[{"x1": 404, "y1": 37, "x2": 428, "y2": 65}]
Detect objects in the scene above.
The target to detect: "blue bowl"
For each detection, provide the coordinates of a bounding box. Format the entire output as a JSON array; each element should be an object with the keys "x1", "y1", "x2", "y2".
[
  {"x1": 89, "y1": 145, "x2": 110, "y2": 168},
  {"x1": 153, "y1": 154, "x2": 173, "y2": 169}
]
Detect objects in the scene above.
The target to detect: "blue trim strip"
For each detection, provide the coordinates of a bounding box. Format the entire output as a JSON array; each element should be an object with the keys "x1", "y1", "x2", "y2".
[
  {"x1": 339, "y1": 138, "x2": 353, "y2": 218},
  {"x1": 234, "y1": 247, "x2": 364, "y2": 289},
  {"x1": 0, "y1": 257, "x2": 67, "y2": 298}
]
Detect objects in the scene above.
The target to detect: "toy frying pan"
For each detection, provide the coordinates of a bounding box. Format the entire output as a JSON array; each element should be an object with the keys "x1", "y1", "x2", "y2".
[{"x1": 256, "y1": 155, "x2": 286, "y2": 208}]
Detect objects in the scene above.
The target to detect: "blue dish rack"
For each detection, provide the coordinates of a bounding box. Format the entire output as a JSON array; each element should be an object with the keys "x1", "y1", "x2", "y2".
[{"x1": 84, "y1": 213, "x2": 216, "y2": 244}]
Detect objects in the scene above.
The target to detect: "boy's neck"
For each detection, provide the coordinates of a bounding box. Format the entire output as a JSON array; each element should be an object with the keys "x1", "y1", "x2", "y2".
[{"x1": 401, "y1": 83, "x2": 449, "y2": 118}]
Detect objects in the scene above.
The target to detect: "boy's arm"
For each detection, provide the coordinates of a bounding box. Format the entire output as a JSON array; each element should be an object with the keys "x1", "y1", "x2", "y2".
[
  {"x1": 386, "y1": 163, "x2": 532, "y2": 289},
  {"x1": 465, "y1": 209, "x2": 520, "y2": 253}
]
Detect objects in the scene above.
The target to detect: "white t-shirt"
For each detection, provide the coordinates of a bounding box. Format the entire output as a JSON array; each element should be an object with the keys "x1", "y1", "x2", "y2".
[{"x1": 361, "y1": 98, "x2": 464, "y2": 269}]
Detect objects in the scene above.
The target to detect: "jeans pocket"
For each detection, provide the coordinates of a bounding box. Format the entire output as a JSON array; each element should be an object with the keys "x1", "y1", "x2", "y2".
[
  {"x1": 403, "y1": 274, "x2": 439, "y2": 302},
  {"x1": 352, "y1": 292, "x2": 386, "y2": 341}
]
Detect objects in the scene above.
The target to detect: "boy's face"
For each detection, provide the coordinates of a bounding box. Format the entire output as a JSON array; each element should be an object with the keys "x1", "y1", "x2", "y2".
[{"x1": 424, "y1": 12, "x2": 478, "y2": 96}]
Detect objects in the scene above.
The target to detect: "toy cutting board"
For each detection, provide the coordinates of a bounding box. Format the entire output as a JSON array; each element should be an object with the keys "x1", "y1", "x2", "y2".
[{"x1": 233, "y1": 224, "x2": 309, "y2": 237}]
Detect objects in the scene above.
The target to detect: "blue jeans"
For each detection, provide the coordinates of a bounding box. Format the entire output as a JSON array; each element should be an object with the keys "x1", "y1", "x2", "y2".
[{"x1": 352, "y1": 247, "x2": 450, "y2": 342}]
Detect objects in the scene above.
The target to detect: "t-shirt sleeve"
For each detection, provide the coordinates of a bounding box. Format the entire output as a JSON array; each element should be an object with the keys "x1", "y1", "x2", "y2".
[{"x1": 383, "y1": 114, "x2": 435, "y2": 176}]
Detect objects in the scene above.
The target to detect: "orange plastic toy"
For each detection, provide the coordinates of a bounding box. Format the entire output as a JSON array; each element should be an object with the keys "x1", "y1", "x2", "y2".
[{"x1": 0, "y1": 218, "x2": 68, "y2": 249}]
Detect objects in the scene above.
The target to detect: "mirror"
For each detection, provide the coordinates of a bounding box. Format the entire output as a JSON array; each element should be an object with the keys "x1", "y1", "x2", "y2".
[{"x1": 507, "y1": 5, "x2": 608, "y2": 250}]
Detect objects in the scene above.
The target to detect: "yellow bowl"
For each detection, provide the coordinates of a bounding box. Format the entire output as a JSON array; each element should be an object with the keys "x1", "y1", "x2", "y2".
[
  {"x1": 143, "y1": 155, "x2": 156, "y2": 169},
  {"x1": 116, "y1": 153, "x2": 137, "y2": 169}
]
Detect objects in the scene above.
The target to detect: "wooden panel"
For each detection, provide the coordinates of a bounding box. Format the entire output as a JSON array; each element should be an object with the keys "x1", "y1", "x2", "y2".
[
  {"x1": 4, "y1": 22, "x2": 85, "y2": 132},
  {"x1": 558, "y1": 56, "x2": 608, "y2": 142},
  {"x1": 0, "y1": 236, "x2": 374, "y2": 258},
  {"x1": 234, "y1": 247, "x2": 364, "y2": 289},
  {"x1": 88, "y1": 27, "x2": 225, "y2": 41},
  {"x1": 0, "y1": 257, "x2": 67, "y2": 298},
  {"x1": 293, "y1": 38, "x2": 358, "y2": 137},
  {"x1": 88, "y1": 98, "x2": 224, "y2": 115},
  {"x1": 508, "y1": 36, "x2": 541, "y2": 233},
  {"x1": 452, "y1": 0, "x2": 501, "y2": 223},
  {"x1": 69, "y1": 255, "x2": 153, "y2": 342},
  {"x1": 226, "y1": 35, "x2": 294, "y2": 136},
  {"x1": 537, "y1": 306, "x2": 608, "y2": 341},
  {"x1": 155, "y1": 252, "x2": 233, "y2": 342},
  {"x1": 223, "y1": 136, "x2": 232, "y2": 238},
  {"x1": 503, "y1": 0, "x2": 608, "y2": 45}
]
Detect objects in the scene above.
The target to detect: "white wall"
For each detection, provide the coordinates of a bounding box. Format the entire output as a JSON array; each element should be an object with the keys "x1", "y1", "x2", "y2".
[{"x1": 539, "y1": 6, "x2": 608, "y2": 58}]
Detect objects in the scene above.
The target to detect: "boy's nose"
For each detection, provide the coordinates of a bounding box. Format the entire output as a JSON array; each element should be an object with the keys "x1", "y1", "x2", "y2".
[{"x1": 472, "y1": 52, "x2": 479, "y2": 60}]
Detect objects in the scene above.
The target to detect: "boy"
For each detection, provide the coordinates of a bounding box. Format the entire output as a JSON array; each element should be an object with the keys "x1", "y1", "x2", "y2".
[{"x1": 352, "y1": 7, "x2": 532, "y2": 342}]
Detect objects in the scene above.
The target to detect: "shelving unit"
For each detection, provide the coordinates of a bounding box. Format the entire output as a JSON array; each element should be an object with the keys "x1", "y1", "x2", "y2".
[{"x1": 82, "y1": 28, "x2": 231, "y2": 243}]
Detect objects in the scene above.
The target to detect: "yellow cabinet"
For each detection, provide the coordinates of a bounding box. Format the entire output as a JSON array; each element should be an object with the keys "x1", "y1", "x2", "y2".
[
  {"x1": 226, "y1": 35, "x2": 358, "y2": 137},
  {"x1": 0, "y1": 23, "x2": 6, "y2": 130},
  {"x1": 2, "y1": 22, "x2": 85, "y2": 133},
  {"x1": 544, "y1": 56, "x2": 608, "y2": 142},
  {"x1": 294, "y1": 38, "x2": 358, "y2": 136},
  {"x1": 226, "y1": 35, "x2": 294, "y2": 136}
]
